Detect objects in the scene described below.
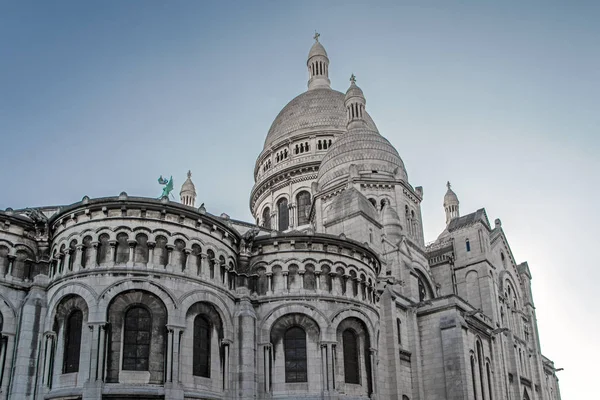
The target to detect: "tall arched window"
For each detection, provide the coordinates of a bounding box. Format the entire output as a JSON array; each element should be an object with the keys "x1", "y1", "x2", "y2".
[
  {"x1": 193, "y1": 315, "x2": 211, "y2": 377},
  {"x1": 477, "y1": 342, "x2": 486, "y2": 400},
  {"x1": 396, "y1": 318, "x2": 402, "y2": 345},
  {"x1": 284, "y1": 327, "x2": 307, "y2": 382},
  {"x1": 123, "y1": 306, "x2": 151, "y2": 371},
  {"x1": 296, "y1": 191, "x2": 311, "y2": 226},
  {"x1": 466, "y1": 238, "x2": 471, "y2": 252},
  {"x1": 277, "y1": 198, "x2": 289, "y2": 231},
  {"x1": 471, "y1": 355, "x2": 478, "y2": 400},
  {"x1": 418, "y1": 277, "x2": 427, "y2": 302},
  {"x1": 486, "y1": 362, "x2": 493, "y2": 400},
  {"x1": 63, "y1": 310, "x2": 83, "y2": 373},
  {"x1": 262, "y1": 207, "x2": 271, "y2": 229},
  {"x1": 343, "y1": 329, "x2": 360, "y2": 384}
]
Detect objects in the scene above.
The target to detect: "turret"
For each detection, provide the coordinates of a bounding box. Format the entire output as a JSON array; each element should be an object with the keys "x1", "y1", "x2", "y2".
[
  {"x1": 444, "y1": 181, "x2": 459, "y2": 225},
  {"x1": 180, "y1": 170, "x2": 197, "y2": 207},
  {"x1": 344, "y1": 74, "x2": 367, "y2": 131},
  {"x1": 307, "y1": 32, "x2": 331, "y2": 90}
]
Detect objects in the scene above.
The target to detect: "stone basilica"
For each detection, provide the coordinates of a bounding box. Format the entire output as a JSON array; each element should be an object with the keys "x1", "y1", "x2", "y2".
[{"x1": 0, "y1": 37, "x2": 561, "y2": 400}]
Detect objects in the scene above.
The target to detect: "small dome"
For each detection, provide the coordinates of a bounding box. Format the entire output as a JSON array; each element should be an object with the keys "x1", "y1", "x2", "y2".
[
  {"x1": 345, "y1": 75, "x2": 365, "y2": 102},
  {"x1": 180, "y1": 171, "x2": 196, "y2": 195},
  {"x1": 308, "y1": 40, "x2": 328, "y2": 59},
  {"x1": 317, "y1": 128, "x2": 407, "y2": 190},
  {"x1": 443, "y1": 181, "x2": 459, "y2": 206}
]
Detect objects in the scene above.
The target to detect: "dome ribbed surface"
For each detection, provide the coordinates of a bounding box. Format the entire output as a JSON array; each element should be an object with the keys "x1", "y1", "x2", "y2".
[
  {"x1": 317, "y1": 128, "x2": 407, "y2": 190},
  {"x1": 345, "y1": 84, "x2": 364, "y2": 101},
  {"x1": 180, "y1": 178, "x2": 196, "y2": 194},
  {"x1": 444, "y1": 188, "x2": 459, "y2": 206},
  {"x1": 308, "y1": 41, "x2": 328, "y2": 59},
  {"x1": 264, "y1": 89, "x2": 377, "y2": 149}
]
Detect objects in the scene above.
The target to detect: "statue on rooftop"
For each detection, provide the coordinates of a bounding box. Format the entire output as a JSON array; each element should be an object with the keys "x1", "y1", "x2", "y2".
[{"x1": 158, "y1": 175, "x2": 174, "y2": 199}]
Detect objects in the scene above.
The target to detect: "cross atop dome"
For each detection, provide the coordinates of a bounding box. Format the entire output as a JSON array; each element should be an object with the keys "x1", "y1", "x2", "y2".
[
  {"x1": 314, "y1": 31, "x2": 320, "y2": 42},
  {"x1": 447, "y1": 181, "x2": 451, "y2": 190},
  {"x1": 350, "y1": 73, "x2": 356, "y2": 84}
]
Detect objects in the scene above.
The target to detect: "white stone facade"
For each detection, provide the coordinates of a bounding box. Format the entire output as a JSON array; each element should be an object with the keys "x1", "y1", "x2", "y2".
[{"x1": 0, "y1": 37, "x2": 561, "y2": 400}]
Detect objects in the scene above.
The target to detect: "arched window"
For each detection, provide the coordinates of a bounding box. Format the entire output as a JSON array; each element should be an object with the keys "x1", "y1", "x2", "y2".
[
  {"x1": 123, "y1": 306, "x2": 151, "y2": 371},
  {"x1": 368, "y1": 198, "x2": 377, "y2": 208},
  {"x1": 486, "y1": 362, "x2": 493, "y2": 400},
  {"x1": 63, "y1": 310, "x2": 83, "y2": 373},
  {"x1": 262, "y1": 207, "x2": 271, "y2": 229},
  {"x1": 277, "y1": 198, "x2": 289, "y2": 231},
  {"x1": 477, "y1": 342, "x2": 486, "y2": 400},
  {"x1": 284, "y1": 327, "x2": 307, "y2": 382},
  {"x1": 418, "y1": 277, "x2": 427, "y2": 302},
  {"x1": 396, "y1": 318, "x2": 402, "y2": 345},
  {"x1": 296, "y1": 191, "x2": 311, "y2": 226},
  {"x1": 193, "y1": 315, "x2": 211, "y2": 377},
  {"x1": 343, "y1": 329, "x2": 360, "y2": 384},
  {"x1": 466, "y1": 238, "x2": 471, "y2": 252},
  {"x1": 471, "y1": 355, "x2": 478, "y2": 400}
]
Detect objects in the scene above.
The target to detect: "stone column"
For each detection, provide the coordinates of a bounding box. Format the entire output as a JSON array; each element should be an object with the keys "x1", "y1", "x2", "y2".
[
  {"x1": 73, "y1": 245, "x2": 84, "y2": 272},
  {"x1": 222, "y1": 339, "x2": 233, "y2": 391},
  {"x1": 224, "y1": 265, "x2": 230, "y2": 288},
  {"x1": 299, "y1": 270, "x2": 305, "y2": 289},
  {"x1": 97, "y1": 324, "x2": 107, "y2": 381},
  {"x1": 330, "y1": 272, "x2": 341, "y2": 295},
  {"x1": 63, "y1": 250, "x2": 72, "y2": 273},
  {"x1": 87, "y1": 324, "x2": 98, "y2": 382},
  {"x1": 10, "y1": 281, "x2": 48, "y2": 398},
  {"x1": 320, "y1": 343, "x2": 329, "y2": 391},
  {"x1": 108, "y1": 240, "x2": 117, "y2": 267},
  {"x1": 6, "y1": 255, "x2": 15, "y2": 278},
  {"x1": 315, "y1": 271, "x2": 321, "y2": 291},
  {"x1": 200, "y1": 254, "x2": 208, "y2": 278},
  {"x1": 184, "y1": 249, "x2": 192, "y2": 275},
  {"x1": 329, "y1": 343, "x2": 337, "y2": 391},
  {"x1": 0, "y1": 333, "x2": 13, "y2": 396},
  {"x1": 369, "y1": 348, "x2": 378, "y2": 397},
  {"x1": 282, "y1": 271, "x2": 289, "y2": 291},
  {"x1": 89, "y1": 242, "x2": 99, "y2": 268},
  {"x1": 166, "y1": 325, "x2": 184, "y2": 384},
  {"x1": 127, "y1": 240, "x2": 136, "y2": 266},
  {"x1": 147, "y1": 241, "x2": 156, "y2": 268},
  {"x1": 262, "y1": 343, "x2": 272, "y2": 393},
  {"x1": 266, "y1": 272, "x2": 273, "y2": 294},
  {"x1": 166, "y1": 245, "x2": 175, "y2": 270},
  {"x1": 43, "y1": 331, "x2": 56, "y2": 388},
  {"x1": 166, "y1": 328, "x2": 174, "y2": 382},
  {"x1": 0, "y1": 336, "x2": 5, "y2": 386},
  {"x1": 235, "y1": 297, "x2": 257, "y2": 398}
]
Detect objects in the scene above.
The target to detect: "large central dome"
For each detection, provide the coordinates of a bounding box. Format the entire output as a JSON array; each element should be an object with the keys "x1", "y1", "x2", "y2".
[{"x1": 263, "y1": 88, "x2": 377, "y2": 149}]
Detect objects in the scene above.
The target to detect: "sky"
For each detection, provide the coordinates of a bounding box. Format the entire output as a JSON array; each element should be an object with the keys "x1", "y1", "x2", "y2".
[{"x1": 1, "y1": 1, "x2": 598, "y2": 397}]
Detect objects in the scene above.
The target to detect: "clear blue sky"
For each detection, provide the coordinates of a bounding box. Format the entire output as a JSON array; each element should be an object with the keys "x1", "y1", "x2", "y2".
[{"x1": 1, "y1": 1, "x2": 598, "y2": 397}]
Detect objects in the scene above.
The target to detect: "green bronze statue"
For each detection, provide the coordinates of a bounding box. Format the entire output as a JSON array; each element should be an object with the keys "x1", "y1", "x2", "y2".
[{"x1": 158, "y1": 175, "x2": 174, "y2": 198}]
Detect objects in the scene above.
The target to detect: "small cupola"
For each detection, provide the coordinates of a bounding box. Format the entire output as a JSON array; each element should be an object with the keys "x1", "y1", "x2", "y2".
[
  {"x1": 180, "y1": 170, "x2": 197, "y2": 207},
  {"x1": 443, "y1": 181, "x2": 460, "y2": 225},
  {"x1": 344, "y1": 74, "x2": 367, "y2": 130},
  {"x1": 307, "y1": 32, "x2": 331, "y2": 90}
]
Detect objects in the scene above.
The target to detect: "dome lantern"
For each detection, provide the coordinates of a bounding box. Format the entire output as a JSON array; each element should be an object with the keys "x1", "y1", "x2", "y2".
[
  {"x1": 307, "y1": 32, "x2": 331, "y2": 90},
  {"x1": 345, "y1": 74, "x2": 367, "y2": 130}
]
